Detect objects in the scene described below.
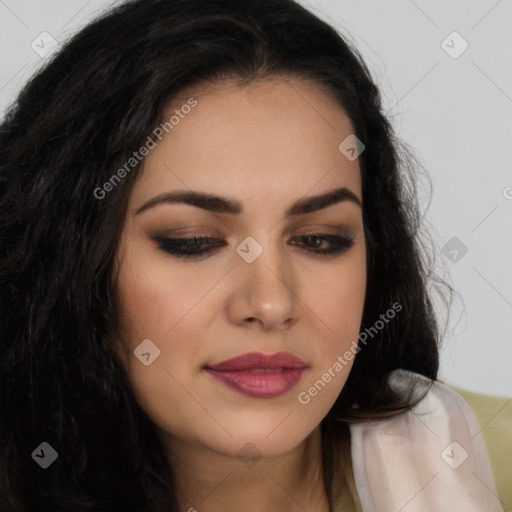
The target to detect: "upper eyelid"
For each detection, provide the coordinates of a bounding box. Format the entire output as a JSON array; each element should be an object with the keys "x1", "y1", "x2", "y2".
[
  {"x1": 153, "y1": 232, "x2": 355, "y2": 246},
  {"x1": 154, "y1": 223, "x2": 356, "y2": 236},
  {"x1": 154, "y1": 230, "x2": 353, "y2": 241}
]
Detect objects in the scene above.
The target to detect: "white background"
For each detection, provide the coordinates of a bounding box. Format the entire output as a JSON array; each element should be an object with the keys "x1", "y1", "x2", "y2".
[{"x1": 0, "y1": 0, "x2": 510, "y2": 397}]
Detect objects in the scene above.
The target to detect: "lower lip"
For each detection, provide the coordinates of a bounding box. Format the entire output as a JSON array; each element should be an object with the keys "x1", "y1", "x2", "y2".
[{"x1": 204, "y1": 368, "x2": 306, "y2": 398}]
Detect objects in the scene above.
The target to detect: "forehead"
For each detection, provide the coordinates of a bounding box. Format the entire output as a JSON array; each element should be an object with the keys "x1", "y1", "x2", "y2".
[{"x1": 129, "y1": 76, "x2": 362, "y2": 214}]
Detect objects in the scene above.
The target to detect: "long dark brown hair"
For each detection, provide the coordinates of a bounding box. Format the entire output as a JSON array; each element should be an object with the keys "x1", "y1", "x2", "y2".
[{"x1": 0, "y1": 0, "x2": 452, "y2": 509}]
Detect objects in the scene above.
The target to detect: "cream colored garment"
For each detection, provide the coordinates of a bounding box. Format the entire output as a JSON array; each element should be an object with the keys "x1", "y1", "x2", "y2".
[{"x1": 349, "y1": 369, "x2": 504, "y2": 512}]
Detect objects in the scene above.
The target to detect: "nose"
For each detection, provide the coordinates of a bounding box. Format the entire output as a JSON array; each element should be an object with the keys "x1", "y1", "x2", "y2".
[{"x1": 226, "y1": 240, "x2": 302, "y2": 332}]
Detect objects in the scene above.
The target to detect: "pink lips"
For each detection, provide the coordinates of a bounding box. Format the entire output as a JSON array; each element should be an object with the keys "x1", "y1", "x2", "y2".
[{"x1": 204, "y1": 351, "x2": 307, "y2": 398}]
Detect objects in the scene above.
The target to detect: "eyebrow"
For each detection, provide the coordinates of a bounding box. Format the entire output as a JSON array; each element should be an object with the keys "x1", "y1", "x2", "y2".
[{"x1": 135, "y1": 186, "x2": 362, "y2": 217}]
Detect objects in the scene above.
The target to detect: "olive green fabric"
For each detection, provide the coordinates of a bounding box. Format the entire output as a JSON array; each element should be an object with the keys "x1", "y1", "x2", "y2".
[{"x1": 448, "y1": 385, "x2": 512, "y2": 511}]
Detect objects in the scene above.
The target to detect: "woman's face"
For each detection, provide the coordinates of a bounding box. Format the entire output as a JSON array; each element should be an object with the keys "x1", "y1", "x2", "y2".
[{"x1": 113, "y1": 77, "x2": 366, "y2": 461}]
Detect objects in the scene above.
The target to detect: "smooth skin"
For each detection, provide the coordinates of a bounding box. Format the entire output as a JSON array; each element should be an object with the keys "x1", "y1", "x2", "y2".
[{"x1": 113, "y1": 76, "x2": 367, "y2": 512}]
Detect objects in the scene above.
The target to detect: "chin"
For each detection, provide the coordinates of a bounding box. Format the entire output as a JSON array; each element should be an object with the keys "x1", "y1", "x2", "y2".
[{"x1": 198, "y1": 417, "x2": 320, "y2": 461}]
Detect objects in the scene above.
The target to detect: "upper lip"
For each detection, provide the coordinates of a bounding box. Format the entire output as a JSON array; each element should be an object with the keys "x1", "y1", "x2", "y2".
[{"x1": 205, "y1": 351, "x2": 307, "y2": 371}]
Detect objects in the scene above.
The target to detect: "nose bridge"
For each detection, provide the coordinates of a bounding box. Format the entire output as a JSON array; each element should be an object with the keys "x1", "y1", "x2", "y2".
[
  {"x1": 239, "y1": 231, "x2": 290, "y2": 294},
  {"x1": 231, "y1": 231, "x2": 301, "y2": 329}
]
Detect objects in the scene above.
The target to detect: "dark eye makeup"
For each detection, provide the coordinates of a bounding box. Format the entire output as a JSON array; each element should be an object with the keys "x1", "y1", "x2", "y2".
[{"x1": 152, "y1": 232, "x2": 355, "y2": 259}]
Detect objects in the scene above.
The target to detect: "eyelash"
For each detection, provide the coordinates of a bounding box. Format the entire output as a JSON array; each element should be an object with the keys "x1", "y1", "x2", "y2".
[{"x1": 153, "y1": 233, "x2": 355, "y2": 259}]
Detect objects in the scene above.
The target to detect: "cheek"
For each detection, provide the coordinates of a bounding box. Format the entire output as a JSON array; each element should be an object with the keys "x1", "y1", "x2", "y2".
[
  {"x1": 312, "y1": 265, "x2": 366, "y2": 331},
  {"x1": 307, "y1": 243, "x2": 366, "y2": 344},
  {"x1": 298, "y1": 249, "x2": 366, "y2": 402},
  {"x1": 113, "y1": 252, "x2": 216, "y2": 436},
  {"x1": 115, "y1": 244, "x2": 225, "y2": 349}
]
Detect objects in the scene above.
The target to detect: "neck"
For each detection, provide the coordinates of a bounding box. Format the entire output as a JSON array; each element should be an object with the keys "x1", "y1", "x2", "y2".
[{"x1": 163, "y1": 425, "x2": 331, "y2": 512}]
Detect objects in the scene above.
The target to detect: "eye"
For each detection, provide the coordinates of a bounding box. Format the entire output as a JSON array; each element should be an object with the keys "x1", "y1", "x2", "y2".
[
  {"x1": 153, "y1": 236, "x2": 226, "y2": 258},
  {"x1": 152, "y1": 232, "x2": 354, "y2": 259},
  {"x1": 290, "y1": 232, "x2": 354, "y2": 256}
]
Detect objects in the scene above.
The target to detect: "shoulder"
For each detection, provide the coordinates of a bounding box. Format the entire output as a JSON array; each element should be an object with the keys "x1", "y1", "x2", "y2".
[{"x1": 348, "y1": 369, "x2": 505, "y2": 512}]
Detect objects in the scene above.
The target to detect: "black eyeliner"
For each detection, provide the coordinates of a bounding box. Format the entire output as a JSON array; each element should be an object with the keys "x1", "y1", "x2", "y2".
[{"x1": 152, "y1": 233, "x2": 354, "y2": 259}]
